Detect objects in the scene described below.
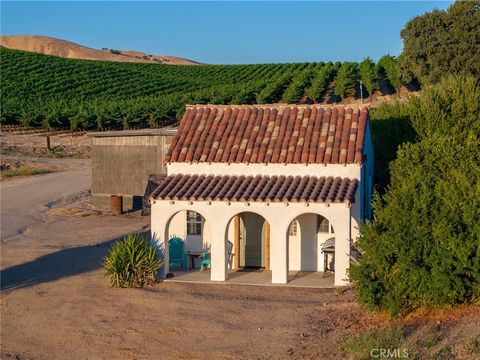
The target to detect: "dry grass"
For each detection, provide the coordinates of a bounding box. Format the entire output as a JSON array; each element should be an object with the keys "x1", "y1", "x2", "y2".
[
  {"x1": 1, "y1": 166, "x2": 52, "y2": 178},
  {"x1": 48, "y1": 207, "x2": 101, "y2": 217}
]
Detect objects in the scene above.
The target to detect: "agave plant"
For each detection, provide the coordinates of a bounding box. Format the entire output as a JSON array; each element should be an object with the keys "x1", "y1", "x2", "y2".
[{"x1": 104, "y1": 233, "x2": 163, "y2": 288}]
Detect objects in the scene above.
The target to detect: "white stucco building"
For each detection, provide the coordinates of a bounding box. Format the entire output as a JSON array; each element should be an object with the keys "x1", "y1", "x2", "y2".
[{"x1": 151, "y1": 104, "x2": 373, "y2": 286}]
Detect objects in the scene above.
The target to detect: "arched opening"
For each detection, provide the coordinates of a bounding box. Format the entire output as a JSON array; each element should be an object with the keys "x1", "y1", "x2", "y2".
[
  {"x1": 287, "y1": 213, "x2": 335, "y2": 275},
  {"x1": 164, "y1": 210, "x2": 210, "y2": 271},
  {"x1": 226, "y1": 212, "x2": 270, "y2": 271}
]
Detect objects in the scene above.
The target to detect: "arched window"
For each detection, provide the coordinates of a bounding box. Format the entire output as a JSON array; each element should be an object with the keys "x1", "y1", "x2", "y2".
[{"x1": 317, "y1": 216, "x2": 330, "y2": 233}]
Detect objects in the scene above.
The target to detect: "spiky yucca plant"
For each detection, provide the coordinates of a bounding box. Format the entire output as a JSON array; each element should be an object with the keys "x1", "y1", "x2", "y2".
[{"x1": 104, "y1": 233, "x2": 163, "y2": 288}]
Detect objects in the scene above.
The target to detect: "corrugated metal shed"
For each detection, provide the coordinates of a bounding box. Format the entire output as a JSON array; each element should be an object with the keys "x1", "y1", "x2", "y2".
[{"x1": 88, "y1": 127, "x2": 177, "y2": 211}]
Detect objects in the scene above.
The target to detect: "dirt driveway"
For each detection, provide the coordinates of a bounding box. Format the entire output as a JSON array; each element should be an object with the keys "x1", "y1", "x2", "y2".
[
  {"x1": 1, "y1": 163, "x2": 479, "y2": 360},
  {"x1": 1, "y1": 157, "x2": 91, "y2": 240}
]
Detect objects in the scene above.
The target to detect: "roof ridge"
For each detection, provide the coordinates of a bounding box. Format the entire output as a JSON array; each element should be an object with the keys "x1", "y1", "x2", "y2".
[{"x1": 185, "y1": 103, "x2": 370, "y2": 110}]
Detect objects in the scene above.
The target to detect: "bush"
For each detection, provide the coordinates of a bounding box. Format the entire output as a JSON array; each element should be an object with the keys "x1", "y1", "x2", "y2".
[
  {"x1": 305, "y1": 63, "x2": 336, "y2": 102},
  {"x1": 350, "y1": 89, "x2": 425, "y2": 195},
  {"x1": 407, "y1": 75, "x2": 480, "y2": 140},
  {"x1": 351, "y1": 135, "x2": 480, "y2": 316},
  {"x1": 256, "y1": 73, "x2": 292, "y2": 104},
  {"x1": 369, "y1": 101, "x2": 416, "y2": 193},
  {"x1": 281, "y1": 67, "x2": 313, "y2": 103},
  {"x1": 378, "y1": 55, "x2": 402, "y2": 96},
  {"x1": 359, "y1": 57, "x2": 378, "y2": 100},
  {"x1": 350, "y1": 76, "x2": 480, "y2": 316},
  {"x1": 104, "y1": 233, "x2": 163, "y2": 288}
]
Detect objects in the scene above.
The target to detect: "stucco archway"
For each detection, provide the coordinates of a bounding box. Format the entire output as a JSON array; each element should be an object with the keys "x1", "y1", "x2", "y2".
[
  {"x1": 226, "y1": 211, "x2": 271, "y2": 271},
  {"x1": 287, "y1": 213, "x2": 336, "y2": 275},
  {"x1": 164, "y1": 209, "x2": 210, "y2": 271}
]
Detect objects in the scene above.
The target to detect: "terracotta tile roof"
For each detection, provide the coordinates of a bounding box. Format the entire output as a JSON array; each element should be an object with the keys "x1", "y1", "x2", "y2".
[
  {"x1": 152, "y1": 174, "x2": 358, "y2": 204},
  {"x1": 165, "y1": 104, "x2": 369, "y2": 165}
]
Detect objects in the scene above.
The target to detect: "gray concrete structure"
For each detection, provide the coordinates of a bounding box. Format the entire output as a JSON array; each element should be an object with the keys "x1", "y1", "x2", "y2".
[{"x1": 89, "y1": 127, "x2": 177, "y2": 211}]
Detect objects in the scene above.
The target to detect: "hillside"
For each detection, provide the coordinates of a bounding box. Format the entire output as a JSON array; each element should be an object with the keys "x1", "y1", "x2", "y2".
[
  {"x1": 0, "y1": 47, "x2": 406, "y2": 130},
  {"x1": 0, "y1": 35, "x2": 200, "y2": 65}
]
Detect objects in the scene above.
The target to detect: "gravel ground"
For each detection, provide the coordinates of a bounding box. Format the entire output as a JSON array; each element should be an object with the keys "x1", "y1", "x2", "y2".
[{"x1": 1, "y1": 159, "x2": 479, "y2": 360}]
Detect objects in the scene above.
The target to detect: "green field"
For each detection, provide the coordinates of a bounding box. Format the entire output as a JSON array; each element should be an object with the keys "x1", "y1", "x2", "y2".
[{"x1": 0, "y1": 47, "x2": 396, "y2": 130}]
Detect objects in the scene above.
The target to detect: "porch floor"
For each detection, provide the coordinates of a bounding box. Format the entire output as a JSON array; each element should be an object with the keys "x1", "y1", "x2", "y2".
[{"x1": 165, "y1": 269, "x2": 335, "y2": 288}]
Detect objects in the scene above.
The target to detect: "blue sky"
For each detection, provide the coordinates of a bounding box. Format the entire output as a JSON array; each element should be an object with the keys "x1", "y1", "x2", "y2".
[{"x1": 1, "y1": 1, "x2": 452, "y2": 64}]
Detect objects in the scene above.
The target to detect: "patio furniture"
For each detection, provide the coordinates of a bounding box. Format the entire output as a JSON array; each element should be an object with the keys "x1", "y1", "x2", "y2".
[
  {"x1": 168, "y1": 237, "x2": 185, "y2": 271},
  {"x1": 201, "y1": 241, "x2": 233, "y2": 271},
  {"x1": 321, "y1": 237, "x2": 335, "y2": 276},
  {"x1": 184, "y1": 251, "x2": 204, "y2": 270}
]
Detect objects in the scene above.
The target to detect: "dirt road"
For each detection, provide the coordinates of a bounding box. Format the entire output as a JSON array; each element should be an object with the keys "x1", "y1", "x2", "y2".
[
  {"x1": 1, "y1": 159, "x2": 479, "y2": 360},
  {"x1": 1, "y1": 158, "x2": 91, "y2": 241}
]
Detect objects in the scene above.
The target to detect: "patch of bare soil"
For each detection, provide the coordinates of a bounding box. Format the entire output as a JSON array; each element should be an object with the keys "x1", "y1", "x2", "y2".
[
  {"x1": 0, "y1": 130, "x2": 91, "y2": 159},
  {"x1": 1, "y1": 211, "x2": 479, "y2": 359},
  {"x1": 320, "y1": 82, "x2": 417, "y2": 108},
  {"x1": 48, "y1": 206, "x2": 101, "y2": 217}
]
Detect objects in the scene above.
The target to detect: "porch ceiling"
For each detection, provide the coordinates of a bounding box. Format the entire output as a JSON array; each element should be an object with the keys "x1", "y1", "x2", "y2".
[{"x1": 151, "y1": 174, "x2": 358, "y2": 204}]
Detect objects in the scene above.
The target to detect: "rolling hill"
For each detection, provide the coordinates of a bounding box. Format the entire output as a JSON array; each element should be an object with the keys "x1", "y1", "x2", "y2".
[{"x1": 0, "y1": 35, "x2": 200, "y2": 65}]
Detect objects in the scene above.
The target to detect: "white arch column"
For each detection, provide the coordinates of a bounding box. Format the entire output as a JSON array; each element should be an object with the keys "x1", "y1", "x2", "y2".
[
  {"x1": 333, "y1": 206, "x2": 352, "y2": 286},
  {"x1": 270, "y1": 222, "x2": 289, "y2": 284},
  {"x1": 208, "y1": 207, "x2": 231, "y2": 282},
  {"x1": 150, "y1": 201, "x2": 174, "y2": 277}
]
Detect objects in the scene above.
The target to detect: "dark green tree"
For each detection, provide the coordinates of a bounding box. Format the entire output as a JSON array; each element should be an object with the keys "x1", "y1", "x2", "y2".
[
  {"x1": 378, "y1": 55, "x2": 402, "y2": 96},
  {"x1": 358, "y1": 58, "x2": 378, "y2": 101},
  {"x1": 400, "y1": 1, "x2": 480, "y2": 84},
  {"x1": 350, "y1": 76, "x2": 480, "y2": 316},
  {"x1": 334, "y1": 62, "x2": 358, "y2": 100}
]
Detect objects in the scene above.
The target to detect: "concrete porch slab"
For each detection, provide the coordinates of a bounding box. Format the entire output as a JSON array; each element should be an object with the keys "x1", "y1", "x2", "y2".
[{"x1": 165, "y1": 269, "x2": 335, "y2": 288}]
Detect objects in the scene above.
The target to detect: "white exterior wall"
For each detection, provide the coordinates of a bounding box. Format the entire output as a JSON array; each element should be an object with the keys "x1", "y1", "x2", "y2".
[
  {"x1": 151, "y1": 199, "x2": 352, "y2": 286},
  {"x1": 288, "y1": 229, "x2": 301, "y2": 271},
  {"x1": 167, "y1": 162, "x2": 361, "y2": 179}
]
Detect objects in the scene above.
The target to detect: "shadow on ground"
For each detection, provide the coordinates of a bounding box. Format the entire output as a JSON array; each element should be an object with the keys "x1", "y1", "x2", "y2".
[{"x1": 0, "y1": 230, "x2": 150, "y2": 292}]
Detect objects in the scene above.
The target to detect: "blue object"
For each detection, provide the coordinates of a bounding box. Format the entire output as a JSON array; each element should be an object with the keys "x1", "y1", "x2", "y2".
[
  {"x1": 201, "y1": 241, "x2": 233, "y2": 271},
  {"x1": 168, "y1": 237, "x2": 185, "y2": 270}
]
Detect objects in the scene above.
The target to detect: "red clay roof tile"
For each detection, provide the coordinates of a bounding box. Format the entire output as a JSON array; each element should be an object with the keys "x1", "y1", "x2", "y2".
[
  {"x1": 165, "y1": 104, "x2": 369, "y2": 165},
  {"x1": 152, "y1": 174, "x2": 358, "y2": 204}
]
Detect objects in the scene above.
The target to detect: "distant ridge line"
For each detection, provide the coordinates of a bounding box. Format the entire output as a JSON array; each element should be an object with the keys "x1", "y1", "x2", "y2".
[{"x1": 0, "y1": 34, "x2": 201, "y2": 65}]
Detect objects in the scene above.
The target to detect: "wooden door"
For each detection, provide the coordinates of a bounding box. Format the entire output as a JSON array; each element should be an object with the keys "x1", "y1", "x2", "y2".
[
  {"x1": 265, "y1": 222, "x2": 270, "y2": 270},
  {"x1": 234, "y1": 215, "x2": 240, "y2": 270}
]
